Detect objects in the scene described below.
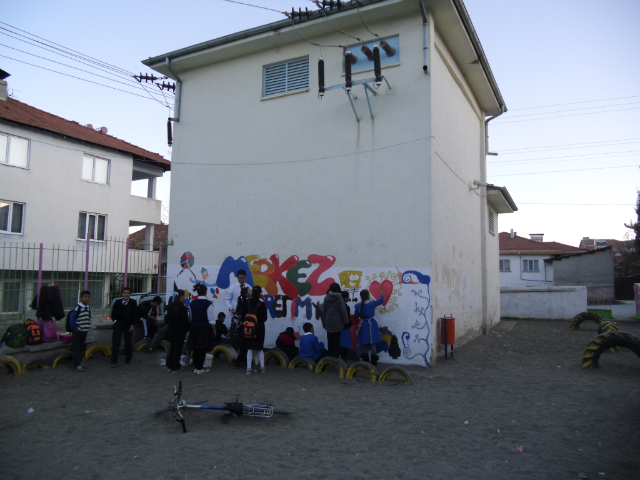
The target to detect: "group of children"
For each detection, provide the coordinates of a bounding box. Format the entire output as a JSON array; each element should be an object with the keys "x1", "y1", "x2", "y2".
[{"x1": 66, "y1": 270, "x2": 387, "y2": 374}]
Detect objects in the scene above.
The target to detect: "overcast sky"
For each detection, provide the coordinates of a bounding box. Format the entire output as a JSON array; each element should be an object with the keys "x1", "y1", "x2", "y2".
[{"x1": 3, "y1": 0, "x2": 639, "y2": 245}]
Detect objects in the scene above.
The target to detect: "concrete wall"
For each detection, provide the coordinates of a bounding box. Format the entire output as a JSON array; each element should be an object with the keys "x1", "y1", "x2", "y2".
[
  {"x1": 500, "y1": 286, "x2": 587, "y2": 319},
  {"x1": 552, "y1": 249, "x2": 615, "y2": 303},
  {"x1": 0, "y1": 122, "x2": 162, "y2": 248},
  {"x1": 499, "y1": 254, "x2": 554, "y2": 287}
]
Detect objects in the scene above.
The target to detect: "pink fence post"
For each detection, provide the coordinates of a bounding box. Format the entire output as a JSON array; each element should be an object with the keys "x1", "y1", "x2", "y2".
[
  {"x1": 84, "y1": 238, "x2": 90, "y2": 291},
  {"x1": 124, "y1": 238, "x2": 130, "y2": 288},
  {"x1": 156, "y1": 241, "x2": 163, "y2": 296},
  {"x1": 36, "y1": 243, "x2": 43, "y2": 307}
]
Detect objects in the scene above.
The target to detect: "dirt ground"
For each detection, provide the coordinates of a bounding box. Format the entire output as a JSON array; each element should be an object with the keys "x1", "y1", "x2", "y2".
[{"x1": 1, "y1": 319, "x2": 639, "y2": 480}]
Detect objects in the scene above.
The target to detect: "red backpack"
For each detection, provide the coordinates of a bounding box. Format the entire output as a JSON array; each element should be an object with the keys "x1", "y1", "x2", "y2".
[{"x1": 25, "y1": 319, "x2": 43, "y2": 345}]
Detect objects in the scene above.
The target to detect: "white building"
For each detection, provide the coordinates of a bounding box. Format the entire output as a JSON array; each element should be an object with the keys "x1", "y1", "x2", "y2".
[
  {"x1": 143, "y1": 0, "x2": 516, "y2": 366},
  {"x1": 0, "y1": 76, "x2": 170, "y2": 315}
]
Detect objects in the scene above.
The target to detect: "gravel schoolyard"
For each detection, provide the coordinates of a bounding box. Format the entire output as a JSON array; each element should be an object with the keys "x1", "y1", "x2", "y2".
[{"x1": 1, "y1": 319, "x2": 639, "y2": 480}]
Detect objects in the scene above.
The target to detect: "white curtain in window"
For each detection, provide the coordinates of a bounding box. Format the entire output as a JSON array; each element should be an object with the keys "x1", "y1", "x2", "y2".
[
  {"x1": 8, "y1": 137, "x2": 29, "y2": 168},
  {"x1": 0, "y1": 135, "x2": 7, "y2": 163},
  {"x1": 94, "y1": 158, "x2": 109, "y2": 184},
  {"x1": 82, "y1": 156, "x2": 94, "y2": 181}
]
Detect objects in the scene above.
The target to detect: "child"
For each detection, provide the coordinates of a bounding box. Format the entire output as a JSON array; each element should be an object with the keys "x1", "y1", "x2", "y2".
[
  {"x1": 353, "y1": 284, "x2": 384, "y2": 366},
  {"x1": 299, "y1": 323, "x2": 327, "y2": 362},
  {"x1": 276, "y1": 327, "x2": 299, "y2": 361},
  {"x1": 165, "y1": 290, "x2": 190, "y2": 372},
  {"x1": 186, "y1": 284, "x2": 216, "y2": 374},
  {"x1": 243, "y1": 286, "x2": 268, "y2": 374},
  {"x1": 212, "y1": 312, "x2": 229, "y2": 346},
  {"x1": 110, "y1": 287, "x2": 138, "y2": 368},
  {"x1": 340, "y1": 291, "x2": 353, "y2": 362},
  {"x1": 69, "y1": 290, "x2": 92, "y2": 372}
]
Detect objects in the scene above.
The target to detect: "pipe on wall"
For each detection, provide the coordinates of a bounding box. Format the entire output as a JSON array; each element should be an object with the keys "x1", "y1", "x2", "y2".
[
  {"x1": 418, "y1": 0, "x2": 429, "y2": 73},
  {"x1": 165, "y1": 57, "x2": 182, "y2": 123}
]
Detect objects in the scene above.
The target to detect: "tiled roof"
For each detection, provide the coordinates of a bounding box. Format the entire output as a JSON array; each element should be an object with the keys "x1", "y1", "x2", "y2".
[
  {"x1": 129, "y1": 223, "x2": 168, "y2": 250},
  {"x1": 0, "y1": 98, "x2": 170, "y2": 169},
  {"x1": 499, "y1": 232, "x2": 587, "y2": 255}
]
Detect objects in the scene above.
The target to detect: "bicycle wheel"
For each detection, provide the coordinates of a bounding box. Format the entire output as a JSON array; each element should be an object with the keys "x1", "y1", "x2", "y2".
[
  {"x1": 155, "y1": 406, "x2": 176, "y2": 414},
  {"x1": 272, "y1": 408, "x2": 293, "y2": 415}
]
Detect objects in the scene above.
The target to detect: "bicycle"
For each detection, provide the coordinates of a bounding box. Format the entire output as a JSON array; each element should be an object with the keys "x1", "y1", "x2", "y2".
[{"x1": 155, "y1": 381, "x2": 293, "y2": 432}]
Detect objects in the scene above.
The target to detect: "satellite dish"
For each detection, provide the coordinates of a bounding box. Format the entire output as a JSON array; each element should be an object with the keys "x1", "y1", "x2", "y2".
[
  {"x1": 86, "y1": 124, "x2": 93, "y2": 129},
  {"x1": 100, "y1": 126, "x2": 108, "y2": 134}
]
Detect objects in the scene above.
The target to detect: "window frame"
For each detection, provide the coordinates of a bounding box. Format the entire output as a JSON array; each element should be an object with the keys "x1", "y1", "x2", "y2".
[
  {"x1": 522, "y1": 259, "x2": 540, "y2": 272},
  {"x1": 262, "y1": 56, "x2": 310, "y2": 98},
  {"x1": 77, "y1": 211, "x2": 107, "y2": 241},
  {"x1": 81, "y1": 154, "x2": 110, "y2": 185},
  {"x1": 499, "y1": 259, "x2": 510, "y2": 272},
  {"x1": 0, "y1": 132, "x2": 30, "y2": 169},
  {"x1": 0, "y1": 199, "x2": 25, "y2": 235}
]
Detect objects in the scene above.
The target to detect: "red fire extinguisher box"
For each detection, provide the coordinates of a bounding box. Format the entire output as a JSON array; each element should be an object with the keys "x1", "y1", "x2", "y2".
[{"x1": 440, "y1": 316, "x2": 456, "y2": 345}]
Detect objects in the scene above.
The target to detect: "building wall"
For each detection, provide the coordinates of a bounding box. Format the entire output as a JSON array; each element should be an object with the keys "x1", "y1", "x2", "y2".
[
  {"x1": 553, "y1": 249, "x2": 615, "y2": 303},
  {"x1": 0, "y1": 121, "x2": 161, "y2": 249},
  {"x1": 500, "y1": 286, "x2": 587, "y2": 319},
  {"x1": 486, "y1": 209, "x2": 501, "y2": 328},
  {"x1": 499, "y1": 254, "x2": 554, "y2": 287},
  {"x1": 429, "y1": 27, "x2": 486, "y2": 350}
]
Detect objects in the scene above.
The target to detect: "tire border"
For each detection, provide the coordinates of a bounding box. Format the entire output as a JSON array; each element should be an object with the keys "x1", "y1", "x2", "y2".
[
  {"x1": 133, "y1": 340, "x2": 150, "y2": 352},
  {"x1": 345, "y1": 361, "x2": 379, "y2": 382},
  {"x1": 582, "y1": 331, "x2": 640, "y2": 369},
  {"x1": 378, "y1": 366, "x2": 413, "y2": 385},
  {"x1": 315, "y1": 357, "x2": 348, "y2": 378},
  {"x1": 264, "y1": 348, "x2": 289, "y2": 368},
  {"x1": 288, "y1": 356, "x2": 317, "y2": 372},
  {"x1": 48, "y1": 352, "x2": 73, "y2": 368},
  {"x1": 84, "y1": 343, "x2": 112, "y2": 360},
  {"x1": 570, "y1": 311, "x2": 605, "y2": 330},
  {"x1": 211, "y1": 344, "x2": 237, "y2": 363},
  {"x1": 0, "y1": 355, "x2": 22, "y2": 375},
  {"x1": 22, "y1": 358, "x2": 50, "y2": 374}
]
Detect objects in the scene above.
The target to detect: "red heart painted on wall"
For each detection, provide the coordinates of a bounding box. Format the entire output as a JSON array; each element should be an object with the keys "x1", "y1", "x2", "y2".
[{"x1": 369, "y1": 279, "x2": 394, "y2": 307}]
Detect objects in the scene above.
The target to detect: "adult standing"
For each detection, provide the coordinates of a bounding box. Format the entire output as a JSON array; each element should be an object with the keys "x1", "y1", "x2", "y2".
[
  {"x1": 322, "y1": 282, "x2": 349, "y2": 358},
  {"x1": 110, "y1": 287, "x2": 138, "y2": 368},
  {"x1": 225, "y1": 269, "x2": 252, "y2": 367},
  {"x1": 165, "y1": 290, "x2": 190, "y2": 372},
  {"x1": 186, "y1": 283, "x2": 216, "y2": 374},
  {"x1": 224, "y1": 269, "x2": 251, "y2": 315}
]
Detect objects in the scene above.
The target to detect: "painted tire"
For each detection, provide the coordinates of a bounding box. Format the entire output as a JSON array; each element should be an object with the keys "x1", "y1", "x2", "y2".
[
  {"x1": 48, "y1": 352, "x2": 73, "y2": 368},
  {"x1": 264, "y1": 348, "x2": 289, "y2": 368},
  {"x1": 598, "y1": 321, "x2": 621, "y2": 352},
  {"x1": 378, "y1": 366, "x2": 413, "y2": 385},
  {"x1": 582, "y1": 331, "x2": 640, "y2": 369},
  {"x1": 0, "y1": 356, "x2": 22, "y2": 375},
  {"x1": 159, "y1": 340, "x2": 171, "y2": 353},
  {"x1": 22, "y1": 358, "x2": 50, "y2": 373},
  {"x1": 315, "y1": 357, "x2": 348, "y2": 378},
  {"x1": 570, "y1": 312, "x2": 605, "y2": 330},
  {"x1": 134, "y1": 340, "x2": 150, "y2": 352},
  {"x1": 288, "y1": 356, "x2": 317, "y2": 372},
  {"x1": 346, "y1": 361, "x2": 379, "y2": 383},
  {"x1": 211, "y1": 344, "x2": 237, "y2": 363},
  {"x1": 84, "y1": 343, "x2": 112, "y2": 360}
]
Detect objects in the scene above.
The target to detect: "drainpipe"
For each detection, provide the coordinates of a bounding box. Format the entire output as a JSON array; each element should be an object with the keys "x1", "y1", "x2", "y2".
[
  {"x1": 418, "y1": 0, "x2": 429, "y2": 73},
  {"x1": 485, "y1": 105, "x2": 505, "y2": 156},
  {"x1": 165, "y1": 57, "x2": 182, "y2": 146}
]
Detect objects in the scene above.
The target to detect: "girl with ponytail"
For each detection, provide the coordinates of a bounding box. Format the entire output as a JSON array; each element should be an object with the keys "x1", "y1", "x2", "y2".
[{"x1": 354, "y1": 284, "x2": 385, "y2": 366}]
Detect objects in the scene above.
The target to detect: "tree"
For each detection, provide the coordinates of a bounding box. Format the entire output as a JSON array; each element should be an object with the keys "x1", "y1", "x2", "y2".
[{"x1": 624, "y1": 191, "x2": 640, "y2": 253}]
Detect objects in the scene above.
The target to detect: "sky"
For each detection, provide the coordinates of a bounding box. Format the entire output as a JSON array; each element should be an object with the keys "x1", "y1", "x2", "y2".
[{"x1": 2, "y1": 0, "x2": 639, "y2": 246}]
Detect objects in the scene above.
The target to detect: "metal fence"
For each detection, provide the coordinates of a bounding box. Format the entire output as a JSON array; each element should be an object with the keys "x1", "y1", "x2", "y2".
[{"x1": 0, "y1": 238, "x2": 167, "y2": 326}]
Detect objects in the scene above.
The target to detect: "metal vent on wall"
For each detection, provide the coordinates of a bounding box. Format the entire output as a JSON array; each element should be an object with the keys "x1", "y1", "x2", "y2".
[
  {"x1": 263, "y1": 57, "x2": 309, "y2": 97},
  {"x1": 488, "y1": 209, "x2": 494, "y2": 233}
]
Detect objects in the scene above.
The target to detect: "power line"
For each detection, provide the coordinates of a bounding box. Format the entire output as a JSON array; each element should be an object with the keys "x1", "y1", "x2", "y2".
[
  {"x1": 0, "y1": 54, "x2": 170, "y2": 104},
  {"x1": 502, "y1": 100, "x2": 640, "y2": 119},
  {"x1": 354, "y1": 0, "x2": 381, "y2": 39},
  {"x1": 312, "y1": 1, "x2": 363, "y2": 44},
  {"x1": 500, "y1": 138, "x2": 640, "y2": 154},
  {"x1": 492, "y1": 106, "x2": 640, "y2": 125},
  {"x1": 488, "y1": 149, "x2": 640, "y2": 165},
  {"x1": 518, "y1": 202, "x2": 634, "y2": 206},
  {"x1": 489, "y1": 154, "x2": 640, "y2": 168},
  {"x1": 490, "y1": 164, "x2": 639, "y2": 177},
  {"x1": 220, "y1": 0, "x2": 286, "y2": 14},
  {"x1": 509, "y1": 94, "x2": 640, "y2": 111}
]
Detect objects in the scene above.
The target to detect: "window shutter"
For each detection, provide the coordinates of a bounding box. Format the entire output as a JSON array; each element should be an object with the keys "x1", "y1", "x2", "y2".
[
  {"x1": 264, "y1": 58, "x2": 309, "y2": 96},
  {"x1": 488, "y1": 209, "x2": 494, "y2": 233}
]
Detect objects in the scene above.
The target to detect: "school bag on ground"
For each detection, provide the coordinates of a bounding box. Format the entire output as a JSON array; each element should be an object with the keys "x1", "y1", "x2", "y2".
[
  {"x1": 1, "y1": 324, "x2": 29, "y2": 349},
  {"x1": 25, "y1": 319, "x2": 43, "y2": 345},
  {"x1": 242, "y1": 307, "x2": 258, "y2": 339}
]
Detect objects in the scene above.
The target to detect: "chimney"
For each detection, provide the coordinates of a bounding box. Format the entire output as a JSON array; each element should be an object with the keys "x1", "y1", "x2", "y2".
[
  {"x1": 530, "y1": 233, "x2": 544, "y2": 242},
  {"x1": 0, "y1": 68, "x2": 9, "y2": 101},
  {"x1": 510, "y1": 229, "x2": 515, "y2": 239}
]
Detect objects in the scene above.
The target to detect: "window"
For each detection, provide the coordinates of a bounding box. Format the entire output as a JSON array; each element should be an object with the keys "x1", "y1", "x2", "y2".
[
  {"x1": 1, "y1": 281, "x2": 21, "y2": 313},
  {"x1": 499, "y1": 259, "x2": 510, "y2": 272},
  {"x1": 263, "y1": 57, "x2": 309, "y2": 97},
  {"x1": 82, "y1": 155, "x2": 109, "y2": 184},
  {"x1": 488, "y1": 209, "x2": 495, "y2": 234},
  {"x1": 78, "y1": 212, "x2": 106, "y2": 241},
  {"x1": 0, "y1": 200, "x2": 25, "y2": 234},
  {"x1": 523, "y1": 259, "x2": 539, "y2": 272},
  {"x1": 0, "y1": 133, "x2": 29, "y2": 168}
]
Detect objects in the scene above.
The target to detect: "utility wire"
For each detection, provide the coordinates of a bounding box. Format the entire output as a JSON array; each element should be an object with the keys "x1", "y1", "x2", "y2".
[
  {"x1": 492, "y1": 106, "x2": 640, "y2": 125},
  {"x1": 509, "y1": 94, "x2": 640, "y2": 111},
  {"x1": 354, "y1": 0, "x2": 380, "y2": 39},
  {"x1": 489, "y1": 153, "x2": 640, "y2": 167},
  {"x1": 488, "y1": 149, "x2": 640, "y2": 165},
  {"x1": 312, "y1": 1, "x2": 362, "y2": 44},
  {"x1": 500, "y1": 100, "x2": 640, "y2": 119},
  {"x1": 289, "y1": 18, "x2": 347, "y2": 48},
  {"x1": 0, "y1": 54, "x2": 170, "y2": 104},
  {"x1": 490, "y1": 164, "x2": 639, "y2": 177},
  {"x1": 518, "y1": 202, "x2": 635, "y2": 206},
  {"x1": 499, "y1": 138, "x2": 640, "y2": 154},
  {"x1": 220, "y1": 0, "x2": 287, "y2": 14}
]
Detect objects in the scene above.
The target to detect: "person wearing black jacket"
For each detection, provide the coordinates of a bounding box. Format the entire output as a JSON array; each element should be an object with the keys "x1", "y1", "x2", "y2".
[
  {"x1": 110, "y1": 288, "x2": 138, "y2": 367},
  {"x1": 165, "y1": 290, "x2": 190, "y2": 372},
  {"x1": 138, "y1": 296, "x2": 162, "y2": 340}
]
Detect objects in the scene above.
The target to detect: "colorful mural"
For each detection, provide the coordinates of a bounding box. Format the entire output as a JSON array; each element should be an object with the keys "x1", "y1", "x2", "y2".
[{"x1": 167, "y1": 253, "x2": 432, "y2": 366}]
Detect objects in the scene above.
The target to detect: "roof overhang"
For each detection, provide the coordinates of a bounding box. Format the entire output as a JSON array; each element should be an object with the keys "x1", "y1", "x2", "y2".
[
  {"x1": 141, "y1": 0, "x2": 505, "y2": 115},
  {"x1": 487, "y1": 185, "x2": 518, "y2": 213}
]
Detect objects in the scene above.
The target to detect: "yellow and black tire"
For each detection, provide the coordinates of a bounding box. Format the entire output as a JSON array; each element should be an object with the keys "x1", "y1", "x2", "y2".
[
  {"x1": 345, "y1": 361, "x2": 379, "y2": 383},
  {"x1": 378, "y1": 366, "x2": 413, "y2": 385},
  {"x1": 288, "y1": 356, "x2": 317, "y2": 372},
  {"x1": 22, "y1": 358, "x2": 50, "y2": 373},
  {"x1": 84, "y1": 343, "x2": 112, "y2": 360},
  {"x1": 264, "y1": 348, "x2": 289, "y2": 368},
  {"x1": 570, "y1": 312, "x2": 605, "y2": 330},
  {"x1": 159, "y1": 340, "x2": 171, "y2": 353},
  {"x1": 315, "y1": 357, "x2": 348, "y2": 378},
  {"x1": 598, "y1": 321, "x2": 620, "y2": 352},
  {"x1": 48, "y1": 352, "x2": 73, "y2": 368},
  {"x1": 582, "y1": 331, "x2": 640, "y2": 369},
  {"x1": 134, "y1": 340, "x2": 150, "y2": 352},
  {"x1": 0, "y1": 356, "x2": 22, "y2": 375},
  {"x1": 211, "y1": 344, "x2": 237, "y2": 363}
]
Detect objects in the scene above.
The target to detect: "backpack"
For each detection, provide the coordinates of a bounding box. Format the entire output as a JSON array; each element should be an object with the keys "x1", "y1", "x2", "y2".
[
  {"x1": 65, "y1": 306, "x2": 80, "y2": 332},
  {"x1": 25, "y1": 319, "x2": 43, "y2": 345},
  {"x1": 1, "y1": 324, "x2": 29, "y2": 349},
  {"x1": 242, "y1": 304, "x2": 259, "y2": 340}
]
